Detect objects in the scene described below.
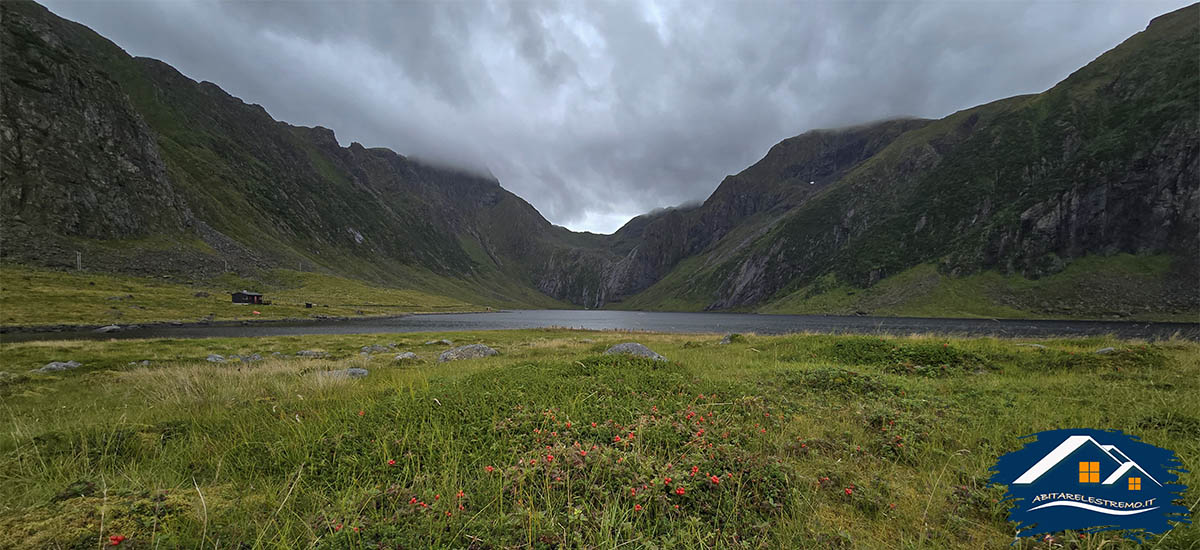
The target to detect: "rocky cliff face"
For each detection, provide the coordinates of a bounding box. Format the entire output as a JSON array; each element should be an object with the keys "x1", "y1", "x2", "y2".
[{"x1": 0, "y1": 3, "x2": 191, "y2": 244}]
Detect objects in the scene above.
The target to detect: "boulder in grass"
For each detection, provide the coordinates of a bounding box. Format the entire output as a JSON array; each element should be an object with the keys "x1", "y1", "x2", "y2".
[
  {"x1": 205, "y1": 354, "x2": 225, "y2": 363},
  {"x1": 296, "y1": 350, "x2": 329, "y2": 358},
  {"x1": 603, "y1": 343, "x2": 667, "y2": 362},
  {"x1": 1095, "y1": 347, "x2": 1117, "y2": 355},
  {"x1": 321, "y1": 367, "x2": 369, "y2": 379},
  {"x1": 424, "y1": 339, "x2": 453, "y2": 346},
  {"x1": 719, "y1": 333, "x2": 746, "y2": 345},
  {"x1": 438, "y1": 344, "x2": 498, "y2": 362},
  {"x1": 34, "y1": 360, "x2": 82, "y2": 373},
  {"x1": 94, "y1": 324, "x2": 121, "y2": 334},
  {"x1": 395, "y1": 352, "x2": 419, "y2": 362},
  {"x1": 360, "y1": 344, "x2": 394, "y2": 354}
]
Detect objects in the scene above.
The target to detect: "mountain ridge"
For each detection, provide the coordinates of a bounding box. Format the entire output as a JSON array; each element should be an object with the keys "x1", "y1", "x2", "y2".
[{"x1": 1, "y1": 0, "x2": 1196, "y2": 319}]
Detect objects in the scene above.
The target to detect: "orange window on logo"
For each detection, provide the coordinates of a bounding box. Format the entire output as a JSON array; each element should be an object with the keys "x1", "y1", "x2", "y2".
[
  {"x1": 1128, "y1": 477, "x2": 1141, "y2": 491},
  {"x1": 1078, "y1": 461, "x2": 1100, "y2": 483}
]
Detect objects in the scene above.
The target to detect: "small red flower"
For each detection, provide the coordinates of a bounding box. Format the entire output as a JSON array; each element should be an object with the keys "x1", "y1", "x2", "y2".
[
  {"x1": 387, "y1": 459, "x2": 396, "y2": 466},
  {"x1": 675, "y1": 486, "x2": 686, "y2": 495},
  {"x1": 634, "y1": 504, "x2": 642, "y2": 511},
  {"x1": 546, "y1": 454, "x2": 555, "y2": 462},
  {"x1": 335, "y1": 523, "x2": 343, "y2": 531},
  {"x1": 664, "y1": 477, "x2": 672, "y2": 485},
  {"x1": 109, "y1": 535, "x2": 126, "y2": 546},
  {"x1": 844, "y1": 488, "x2": 853, "y2": 496},
  {"x1": 435, "y1": 494, "x2": 441, "y2": 500},
  {"x1": 631, "y1": 487, "x2": 637, "y2": 496},
  {"x1": 358, "y1": 410, "x2": 365, "y2": 416},
  {"x1": 485, "y1": 465, "x2": 495, "y2": 473},
  {"x1": 565, "y1": 422, "x2": 571, "y2": 428},
  {"x1": 409, "y1": 497, "x2": 417, "y2": 504},
  {"x1": 579, "y1": 450, "x2": 588, "y2": 457},
  {"x1": 445, "y1": 511, "x2": 452, "y2": 517},
  {"x1": 530, "y1": 459, "x2": 538, "y2": 465},
  {"x1": 591, "y1": 422, "x2": 597, "y2": 428},
  {"x1": 690, "y1": 466, "x2": 699, "y2": 476},
  {"x1": 709, "y1": 475, "x2": 720, "y2": 484},
  {"x1": 614, "y1": 435, "x2": 622, "y2": 442},
  {"x1": 456, "y1": 490, "x2": 465, "y2": 498}
]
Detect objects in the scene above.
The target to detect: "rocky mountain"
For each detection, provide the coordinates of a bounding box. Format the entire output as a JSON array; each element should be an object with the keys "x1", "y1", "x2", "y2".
[{"x1": 2, "y1": 1, "x2": 1196, "y2": 317}]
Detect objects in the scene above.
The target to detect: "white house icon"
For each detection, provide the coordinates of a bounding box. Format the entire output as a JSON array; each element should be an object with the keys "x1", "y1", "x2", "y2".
[{"x1": 1012, "y1": 435, "x2": 1162, "y2": 487}]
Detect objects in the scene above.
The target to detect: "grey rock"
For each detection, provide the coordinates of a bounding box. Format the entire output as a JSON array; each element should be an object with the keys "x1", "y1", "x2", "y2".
[
  {"x1": 296, "y1": 350, "x2": 329, "y2": 358},
  {"x1": 206, "y1": 354, "x2": 225, "y2": 363},
  {"x1": 719, "y1": 333, "x2": 745, "y2": 345},
  {"x1": 424, "y1": 339, "x2": 453, "y2": 346},
  {"x1": 1095, "y1": 347, "x2": 1117, "y2": 355},
  {"x1": 127, "y1": 360, "x2": 151, "y2": 366},
  {"x1": 94, "y1": 324, "x2": 121, "y2": 333},
  {"x1": 321, "y1": 367, "x2": 369, "y2": 379},
  {"x1": 603, "y1": 342, "x2": 667, "y2": 362},
  {"x1": 438, "y1": 344, "x2": 499, "y2": 362},
  {"x1": 235, "y1": 353, "x2": 263, "y2": 363},
  {"x1": 395, "y1": 351, "x2": 419, "y2": 361},
  {"x1": 1016, "y1": 343, "x2": 1047, "y2": 349},
  {"x1": 360, "y1": 344, "x2": 394, "y2": 353},
  {"x1": 34, "y1": 360, "x2": 82, "y2": 373}
]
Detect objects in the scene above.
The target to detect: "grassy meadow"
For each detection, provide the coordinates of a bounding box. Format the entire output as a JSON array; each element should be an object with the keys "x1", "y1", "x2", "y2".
[
  {"x1": 0, "y1": 266, "x2": 490, "y2": 328},
  {"x1": 0, "y1": 329, "x2": 1197, "y2": 548}
]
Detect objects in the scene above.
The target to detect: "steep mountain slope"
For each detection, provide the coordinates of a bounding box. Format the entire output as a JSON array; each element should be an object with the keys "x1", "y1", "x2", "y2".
[
  {"x1": 0, "y1": 1, "x2": 572, "y2": 307},
  {"x1": 1, "y1": 1, "x2": 1196, "y2": 320},
  {"x1": 618, "y1": 3, "x2": 1199, "y2": 315}
]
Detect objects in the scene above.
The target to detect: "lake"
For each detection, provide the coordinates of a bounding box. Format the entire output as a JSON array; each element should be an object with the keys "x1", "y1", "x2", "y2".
[{"x1": 3, "y1": 309, "x2": 1197, "y2": 342}]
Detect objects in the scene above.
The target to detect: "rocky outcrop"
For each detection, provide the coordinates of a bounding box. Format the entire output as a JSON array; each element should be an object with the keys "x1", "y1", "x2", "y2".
[
  {"x1": 603, "y1": 343, "x2": 667, "y2": 362},
  {"x1": 438, "y1": 344, "x2": 498, "y2": 362}
]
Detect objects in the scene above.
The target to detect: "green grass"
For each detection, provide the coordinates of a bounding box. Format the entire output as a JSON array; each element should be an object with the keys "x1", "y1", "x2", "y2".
[
  {"x1": 760, "y1": 255, "x2": 1198, "y2": 322},
  {"x1": 0, "y1": 265, "x2": 483, "y2": 327},
  {"x1": 1, "y1": 330, "x2": 1196, "y2": 548}
]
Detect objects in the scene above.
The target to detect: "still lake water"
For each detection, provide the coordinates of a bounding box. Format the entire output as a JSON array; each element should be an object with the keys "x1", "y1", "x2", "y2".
[{"x1": 4, "y1": 309, "x2": 1197, "y2": 342}]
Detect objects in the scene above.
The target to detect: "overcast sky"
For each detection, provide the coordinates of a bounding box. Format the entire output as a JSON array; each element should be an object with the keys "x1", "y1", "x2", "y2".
[{"x1": 44, "y1": 0, "x2": 1192, "y2": 233}]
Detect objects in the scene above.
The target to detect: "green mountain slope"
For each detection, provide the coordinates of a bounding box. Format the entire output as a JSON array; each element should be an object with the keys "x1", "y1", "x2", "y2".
[{"x1": 618, "y1": 4, "x2": 1199, "y2": 318}]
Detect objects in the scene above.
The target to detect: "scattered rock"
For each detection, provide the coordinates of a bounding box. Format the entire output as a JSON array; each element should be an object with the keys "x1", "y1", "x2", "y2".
[
  {"x1": 232, "y1": 353, "x2": 263, "y2": 363},
  {"x1": 320, "y1": 367, "x2": 369, "y2": 379},
  {"x1": 1016, "y1": 343, "x2": 1047, "y2": 349},
  {"x1": 206, "y1": 354, "x2": 225, "y2": 363},
  {"x1": 719, "y1": 333, "x2": 745, "y2": 345},
  {"x1": 603, "y1": 343, "x2": 667, "y2": 362},
  {"x1": 425, "y1": 339, "x2": 453, "y2": 346},
  {"x1": 94, "y1": 324, "x2": 121, "y2": 334},
  {"x1": 127, "y1": 360, "x2": 151, "y2": 366},
  {"x1": 1095, "y1": 347, "x2": 1117, "y2": 355},
  {"x1": 360, "y1": 344, "x2": 395, "y2": 354},
  {"x1": 395, "y1": 352, "x2": 419, "y2": 361},
  {"x1": 34, "y1": 360, "x2": 82, "y2": 373},
  {"x1": 296, "y1": 350, "x2": 329, "y2": 358},
  {"x1": 193, "y1": 291, "x2": 210, "y2": 298},
  {"x1": 438, "y1": 344, "x2": 499, "y2": 362}
]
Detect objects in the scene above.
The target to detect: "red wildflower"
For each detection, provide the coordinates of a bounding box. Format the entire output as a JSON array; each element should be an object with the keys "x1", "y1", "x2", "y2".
[
  {"x1": 409, "y1": 497, "x2": 418, "y2": 504},
  {"x1": 664, "y1": 477, "x2": 672, "y2": 485},
  {"x1": 456, "y1": 490, "x2": 465, "y2": 498},
  {"x1": 844, "y1": 488, "x2": 853, "y2": 496},
  {"x1": 614, "y1": 435, "x2": 622, "y2": 442},
  {"x1": 675, "y1": 486, "x2": 686, "y2": 495},
  {"x1": 485, "y1": 465, "x2": 495, "y2": 473},
  {"x1": 709, "y1": 475, "x2": 720, "y2": 484},
  {"x1": 690, "y1": 466, "x2": 699, "y2": 476},
  {"x1": 420, "y1": 501, "x2": 428, "y2": 508},
  {"x1": 335, "y1": 523, "x2": 343, "y2": 531},
  {"x1": 109, "y1": 535, "x2": 126, "y2": 546},
  {"x1": 580, "y1": 450, "x2": 588, "y2": 457},
  {"x1": 445, "y1": 511, "x2": 452, "y2": 517},
  {"x1": 631, "y1": 488, "x2": 637, "y2": 496},
  {"x1": 530, "y1": 459, "x2": 538, "y2": 465},
  {"x1": 387, "y1": 459, "x2": 396, "y2": 466},
  {"x1": 591, "y1": 422, "x2": 597, "y2": 428},
  {"x1": 634, "y1": 504, "x2": 642, "y2": 511},
  {"x1": 358, "y1": 410, "x2": 365, "y2": 416},
  {"x1": 546, "y1": 454, "x2": 555, "y2": 462},
  {"x1": 435, "y1": 494, "x2": 441, "y2": 500}
]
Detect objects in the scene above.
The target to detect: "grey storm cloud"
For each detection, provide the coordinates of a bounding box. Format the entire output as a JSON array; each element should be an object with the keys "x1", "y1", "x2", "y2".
[{"x1": 42, "y1": 0, "x2": 1192, "y2": 233}]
